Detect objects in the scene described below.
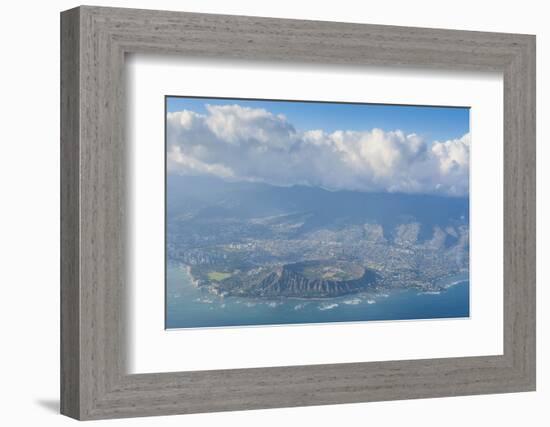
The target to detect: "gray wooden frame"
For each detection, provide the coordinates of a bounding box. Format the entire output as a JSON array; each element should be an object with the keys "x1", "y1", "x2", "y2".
[{"x1": 60, "y1": 5, "x2": 536, "y2": 420}]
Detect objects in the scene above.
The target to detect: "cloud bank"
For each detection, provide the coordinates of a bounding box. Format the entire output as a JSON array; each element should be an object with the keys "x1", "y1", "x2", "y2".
[{"x1": 167, "y1": 104, "x2": 469, "y2": 197}]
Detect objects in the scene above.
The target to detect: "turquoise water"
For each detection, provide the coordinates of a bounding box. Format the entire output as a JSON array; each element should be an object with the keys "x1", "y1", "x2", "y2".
[{"x1": 166, "y1": 265, "x2": 470, "y2": 329}]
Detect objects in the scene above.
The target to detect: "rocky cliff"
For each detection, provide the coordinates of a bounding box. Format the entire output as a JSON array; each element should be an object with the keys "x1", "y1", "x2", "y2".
[{"x1": 208, "y1": 261, "x2": 378, "y2": 298}]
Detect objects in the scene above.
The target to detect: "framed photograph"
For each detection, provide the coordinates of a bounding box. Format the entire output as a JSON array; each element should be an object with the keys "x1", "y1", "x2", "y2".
[
  {"x1": 61, "y1": 6, "x2": 536, "y2": 420},
  {"x1": 164, "y1": 96, "x2": 471, "y2": 330}
]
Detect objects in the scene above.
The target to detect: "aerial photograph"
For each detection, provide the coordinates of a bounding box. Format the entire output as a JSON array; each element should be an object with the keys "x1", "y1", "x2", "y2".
[{"x1": 165, "y1": 96, "x2": 470, "y2": 329}]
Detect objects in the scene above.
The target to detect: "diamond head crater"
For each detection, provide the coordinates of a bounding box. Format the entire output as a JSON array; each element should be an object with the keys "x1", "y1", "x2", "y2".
[{"x1": 167, "y1": 175, "x2": 469, "y2": 301}]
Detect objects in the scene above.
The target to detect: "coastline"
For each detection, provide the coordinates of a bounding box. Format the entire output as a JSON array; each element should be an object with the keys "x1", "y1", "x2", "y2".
[
  {"x1": 166, "y1": 265, "x2": 470, "y2": 328},
  {"x1": 173, "y1": 262, "x2": 467, "y2": 304}
]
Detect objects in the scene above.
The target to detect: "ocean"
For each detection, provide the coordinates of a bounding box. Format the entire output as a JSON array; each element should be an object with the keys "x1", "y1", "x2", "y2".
[{"x1": 166, "y1": 264, "x2": 470, "y2": 329}]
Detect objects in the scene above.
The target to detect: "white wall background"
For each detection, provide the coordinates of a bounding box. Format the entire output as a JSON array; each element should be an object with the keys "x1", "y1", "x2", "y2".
[{"x1": 0, "y1": 0, "x2": 546, "y2": 425}]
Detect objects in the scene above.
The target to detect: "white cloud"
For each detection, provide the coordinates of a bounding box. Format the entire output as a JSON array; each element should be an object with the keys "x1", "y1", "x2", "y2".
[{"x1": 167, "y1": 104, "x2": 469, "y2": 196}]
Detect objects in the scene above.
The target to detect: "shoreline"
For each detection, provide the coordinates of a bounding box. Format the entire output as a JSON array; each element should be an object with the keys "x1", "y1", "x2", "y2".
[{"x1": 174, "y1": 262, "x2": 468, "y2": 302}]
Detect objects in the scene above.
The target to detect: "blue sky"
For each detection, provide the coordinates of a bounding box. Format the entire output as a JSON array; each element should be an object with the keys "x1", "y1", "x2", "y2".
[
  {"x1": 166, "y1": 96, "x2": 470, "y2": 196},
  {"x1": 166, "y1": 96, "x2": 469, "y2": 143}
]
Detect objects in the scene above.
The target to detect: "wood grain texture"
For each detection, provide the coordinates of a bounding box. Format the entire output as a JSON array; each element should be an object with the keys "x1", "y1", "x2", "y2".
[
  {"x1": 60, "y1": 5, "x2": 536, "y2": 420},
  {"x1": 60, "y1": 7, "x2": 80, "y2": 419}
]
